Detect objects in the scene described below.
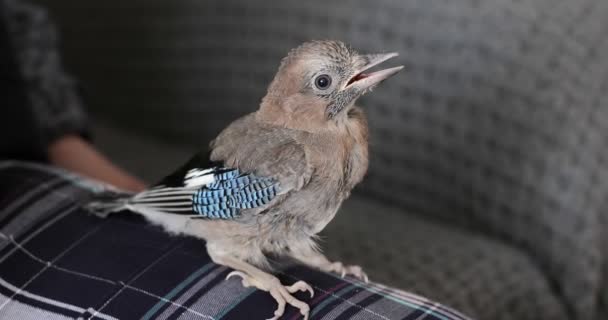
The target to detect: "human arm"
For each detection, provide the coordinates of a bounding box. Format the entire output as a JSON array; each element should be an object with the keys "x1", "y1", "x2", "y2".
[{"x1": 1, "y1": 0, "x2": 145, "y2": 191}]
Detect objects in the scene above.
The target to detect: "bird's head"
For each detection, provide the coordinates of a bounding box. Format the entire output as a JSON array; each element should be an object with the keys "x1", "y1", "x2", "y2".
[{"x1": 258, "y1": 40, "x2": 403, "y2": 131}]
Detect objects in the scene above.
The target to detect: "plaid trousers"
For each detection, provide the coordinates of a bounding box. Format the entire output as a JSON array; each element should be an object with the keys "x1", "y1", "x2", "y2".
[{"x1": 0, "y1": 161, "x2": 472, "y2": 320}]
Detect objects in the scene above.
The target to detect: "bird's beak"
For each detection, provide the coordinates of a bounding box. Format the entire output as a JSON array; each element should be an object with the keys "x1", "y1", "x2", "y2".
[
  {"x1": 344, "y1": 52, "x2": 404, "y2": 91},
  {"x1": 327, "y1": 51, "x2": 403, "y2": 118}
]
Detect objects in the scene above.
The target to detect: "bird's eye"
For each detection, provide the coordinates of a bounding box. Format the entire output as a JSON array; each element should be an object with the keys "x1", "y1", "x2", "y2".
[{"x1": 314, "y1": 74, "x2": 332, "y2": 90}]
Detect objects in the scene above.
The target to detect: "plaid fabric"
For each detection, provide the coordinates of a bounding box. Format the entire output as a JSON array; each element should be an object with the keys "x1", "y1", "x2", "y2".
[{"x1": 0, "y1": 161, "x2": 472, "y2": 320}]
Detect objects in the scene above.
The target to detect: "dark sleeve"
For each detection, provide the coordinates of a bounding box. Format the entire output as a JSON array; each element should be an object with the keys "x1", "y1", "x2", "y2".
[{"x1": 2, "y1": 0, "x2": 89, "y2": 148}]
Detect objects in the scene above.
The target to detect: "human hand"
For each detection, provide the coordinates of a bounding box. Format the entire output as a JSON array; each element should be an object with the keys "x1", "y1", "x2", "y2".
[{"x1": 48, "y1": 135, "x2": 146, "y2": 192}]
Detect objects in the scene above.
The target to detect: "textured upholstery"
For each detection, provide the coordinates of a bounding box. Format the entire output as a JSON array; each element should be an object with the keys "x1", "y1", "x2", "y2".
[
  {"x1": 326, "y1": 196, "x2": 568, "y2": 320},
  {"x1": 34, "y1": 0, "x2": 608, "y2": 319}
]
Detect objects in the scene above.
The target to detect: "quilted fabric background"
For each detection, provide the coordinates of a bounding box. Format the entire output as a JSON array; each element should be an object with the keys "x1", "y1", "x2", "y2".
[{"x1": 29, "y1": 0, "x2": 608, "y2": 319}]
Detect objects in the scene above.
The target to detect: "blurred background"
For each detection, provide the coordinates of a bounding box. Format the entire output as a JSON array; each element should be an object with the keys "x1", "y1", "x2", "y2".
[{"x1": 30, "y1": 0, "x2": 608, "y2": 319}]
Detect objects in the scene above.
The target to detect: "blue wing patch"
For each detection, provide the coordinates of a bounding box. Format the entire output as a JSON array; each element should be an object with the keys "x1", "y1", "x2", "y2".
[
  {"x1": 191, "y1": 168, "x2": 279, "y2": 219},
  {"x1": 130, "y1": 167, "x2": 279, "y2": 220}
]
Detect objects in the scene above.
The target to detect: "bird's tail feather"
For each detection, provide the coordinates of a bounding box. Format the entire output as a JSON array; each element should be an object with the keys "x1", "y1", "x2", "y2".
[
  {"x1": 85, "y1": 187, "x2": 199, "y2": 218},
  {"x1": 85, "y1": 192, "x2": 131, "y2": 218}
]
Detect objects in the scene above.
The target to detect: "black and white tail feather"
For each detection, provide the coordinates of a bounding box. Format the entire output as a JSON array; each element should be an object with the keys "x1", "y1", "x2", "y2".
[{"x1": 86, "y1": 164, "x2": 280, "y2": 221}]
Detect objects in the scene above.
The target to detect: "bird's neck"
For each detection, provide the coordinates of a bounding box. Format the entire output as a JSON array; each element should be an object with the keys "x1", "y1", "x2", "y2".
[
  {"x1": 257, "y1": 101, "x2": 326, "y2": 132},
  {"x1": 256, "y1": 100, "x2": 364, "y2": 136}
]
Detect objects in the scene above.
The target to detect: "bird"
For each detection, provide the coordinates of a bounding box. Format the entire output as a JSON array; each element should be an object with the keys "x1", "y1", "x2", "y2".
[{"x1": 86, "y1": 40, "x2": 403, "y2": 320}]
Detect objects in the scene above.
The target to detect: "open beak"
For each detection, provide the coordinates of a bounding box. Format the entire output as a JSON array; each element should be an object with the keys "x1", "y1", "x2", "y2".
[{"x1": 344, "y1": 52, "x2": 404, "y2": 91}]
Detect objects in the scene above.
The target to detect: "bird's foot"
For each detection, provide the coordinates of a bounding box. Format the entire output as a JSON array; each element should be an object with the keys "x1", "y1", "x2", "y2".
[
  {"x1": 325, "y1": 262, "x2": 369, "y2": 282},
  {"x1": 226, "y1": 271, "x2": 314, "y2": 320}
]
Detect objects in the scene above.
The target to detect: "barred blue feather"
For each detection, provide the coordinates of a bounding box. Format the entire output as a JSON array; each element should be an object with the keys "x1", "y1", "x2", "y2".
[
  {"x1": 127, "y1": 165, "x2": 280, "y2": 220},
  {"x1": 192, "y1": 169, "x2": 278, "y2": 219}
]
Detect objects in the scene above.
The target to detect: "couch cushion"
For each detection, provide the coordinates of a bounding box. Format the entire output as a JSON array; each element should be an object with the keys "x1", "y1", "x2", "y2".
[{"x1": 324, "y1": 196, "x2": 568, "y2": 320}]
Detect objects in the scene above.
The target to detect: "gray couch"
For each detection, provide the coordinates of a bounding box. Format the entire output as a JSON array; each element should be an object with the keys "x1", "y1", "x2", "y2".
[{"x1": 34, "y1": 0, "x2": 608, "y2": 319}]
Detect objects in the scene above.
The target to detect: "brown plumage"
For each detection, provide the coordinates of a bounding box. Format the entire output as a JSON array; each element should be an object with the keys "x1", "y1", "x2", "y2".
[{"x1": 87, "y1": 40, "x2": 402, "y2": 320}]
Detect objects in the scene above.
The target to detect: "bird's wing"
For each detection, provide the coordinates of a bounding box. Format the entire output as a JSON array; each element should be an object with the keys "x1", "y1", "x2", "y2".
[
  {"x1": 240, "y1": 142, "x2": 312, "y2": 194},
  {"x1": 208, "y1": 113, "x2": 313, "y2": 194},
  {"x1": 131, "y1": 137, "x2": 312, "y2": 220},
  {"x1": 128, "y1": 155, "x2": 280, "y2": 220}
]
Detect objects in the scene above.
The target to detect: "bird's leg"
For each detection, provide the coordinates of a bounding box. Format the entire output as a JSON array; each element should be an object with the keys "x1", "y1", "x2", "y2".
[
  {"x1": 208, "y1": 249, "x2": 313, "y2": 320},
  {"x1": 289, "y1": 246, "x2": 369, "y2": 282}
]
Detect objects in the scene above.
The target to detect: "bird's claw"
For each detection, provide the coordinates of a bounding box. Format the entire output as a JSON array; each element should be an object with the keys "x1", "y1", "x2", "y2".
[
  {"x1": 226, "y1": 271, "x2": 251, "y2": 287},
  {"x1": 225, "y1": 271, "x2": 312, "y2": 320},
  {"x1": 329, "y1": 262, "x2": 369, "y2": 283},
  {"x1": 287, "y1": 280, "x2": 315, "y2": 298},
  {"x1": 266, "y1": 283, "x2": 311, "y2": 320}
]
